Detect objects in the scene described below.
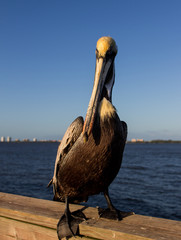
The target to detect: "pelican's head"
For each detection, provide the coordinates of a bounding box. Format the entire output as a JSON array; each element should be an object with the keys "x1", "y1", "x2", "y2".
[
  {"x1": 83, "y1": 36, "x2": 117, "y2": 138},
  {"x1": 96, "y1": 36, "x2": 117, "y2": 58}
]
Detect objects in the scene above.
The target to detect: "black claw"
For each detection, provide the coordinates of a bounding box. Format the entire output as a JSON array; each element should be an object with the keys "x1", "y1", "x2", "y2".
[{"x1": 119, "y1": 210, "x2": 135, "y2": 218}]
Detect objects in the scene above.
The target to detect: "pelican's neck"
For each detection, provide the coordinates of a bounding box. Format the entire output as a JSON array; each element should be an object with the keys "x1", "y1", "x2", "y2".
[{"x1": 98, "y1": 97, "x2": 116, "y2": 121}]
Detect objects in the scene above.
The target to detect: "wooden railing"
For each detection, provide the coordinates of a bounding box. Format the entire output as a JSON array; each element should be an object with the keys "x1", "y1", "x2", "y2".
[{"x1": 0, "y1": 192, "x2": 180, "y2": 240}]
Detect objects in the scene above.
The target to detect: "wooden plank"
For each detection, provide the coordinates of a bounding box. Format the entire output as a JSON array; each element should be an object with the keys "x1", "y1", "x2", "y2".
[
  {"x1": 0, "y1": 217, "x2": 91, "y2": 240},
  {"x1": 0, "y1": 192, "x2": 98, "y2": 220},
  {"x1": 0, "y1": 192, "x2": 181, "y2": 240},
  {"x1": 0, "y1": 216, "x2": 57, "y2": 240},
  {"x1": 0, "y1": 207, "x2": 57, "y2": 229},
  {"x1": 80, "y1": 221, "x2": 153, "y2": 240},
  {"x1": 79, "y1": 217, "x2": 181, "y2": 240}
]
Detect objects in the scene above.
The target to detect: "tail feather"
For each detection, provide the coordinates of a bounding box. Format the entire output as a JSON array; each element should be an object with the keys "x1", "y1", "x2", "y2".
[{"x1": 47, "y1": 178, "x2": 53, "y2": 188}]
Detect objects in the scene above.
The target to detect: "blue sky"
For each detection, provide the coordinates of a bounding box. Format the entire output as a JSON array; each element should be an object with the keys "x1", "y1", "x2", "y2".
[{"x1": 0, "y1": 0, "x2": 181, "y2": 141}]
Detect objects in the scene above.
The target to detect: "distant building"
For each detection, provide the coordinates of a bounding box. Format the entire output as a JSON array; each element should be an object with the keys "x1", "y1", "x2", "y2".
[
  {"x1": 7, "y1": 136, "x2": 12, "y2": 142},
  {"x1": 137, "y1": 139, "x2": 144, "y2": 142},
  {"x1": 33, "y1": 138, "x2": 37, "y2": 142},
  {"x1": 131, "y1": 138, "x2": 144, "y2": 143},
  {"x1": 1, "y1": 136, "x2": 5, "y2": 142}
]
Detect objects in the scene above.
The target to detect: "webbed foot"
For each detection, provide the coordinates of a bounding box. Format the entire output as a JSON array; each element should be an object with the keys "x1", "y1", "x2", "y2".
[
  {"x1": 98, "y1": 207, "x2": 134, "y2": 220},
  {"x1": 57, "y1": 209, "x2": 86, "y2": 239},
  {"x1": 57, "y1": 197, "x2": 86, "y2": 239},
  {"x1": 100, "y1": 189, "x2": 134, "y2": 220}
]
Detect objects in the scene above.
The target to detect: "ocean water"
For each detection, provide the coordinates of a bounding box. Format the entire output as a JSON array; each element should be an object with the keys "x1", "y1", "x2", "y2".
[{"x1": 0, "y1": 142, "x2": 180, "y2": 221}]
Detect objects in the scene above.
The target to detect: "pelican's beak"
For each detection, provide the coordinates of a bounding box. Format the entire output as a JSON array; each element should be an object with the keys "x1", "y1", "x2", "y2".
[{"x1": 82, "y1": 37, "x2": 117, "y2": 140}]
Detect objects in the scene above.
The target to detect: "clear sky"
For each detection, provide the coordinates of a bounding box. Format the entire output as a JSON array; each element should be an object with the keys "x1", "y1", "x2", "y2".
[{"x1": 0, "y1": 0, "x2": 181, "y2": 141}]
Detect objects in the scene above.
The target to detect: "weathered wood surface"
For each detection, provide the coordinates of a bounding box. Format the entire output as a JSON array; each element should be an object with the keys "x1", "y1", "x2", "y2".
[{"x1": 0, "y1": 192, "x2": 181, "y2": 240}]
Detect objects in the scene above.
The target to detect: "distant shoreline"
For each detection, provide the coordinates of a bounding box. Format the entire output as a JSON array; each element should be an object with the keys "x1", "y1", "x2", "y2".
[
  {"x1": 0, "y1": 140, "x2": 181, "y2": 144},
  {"x1": 127, "y1": 140, "x2": 181, "y2": 144},
  {"x1": 0, "y1": 140, "x2": 60, "y2": 143}
]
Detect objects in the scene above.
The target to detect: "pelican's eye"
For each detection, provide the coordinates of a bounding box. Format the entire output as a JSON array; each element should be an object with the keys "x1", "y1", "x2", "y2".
[{"x1": 105, "y1": 49, "x2": 116, "y2": 60}]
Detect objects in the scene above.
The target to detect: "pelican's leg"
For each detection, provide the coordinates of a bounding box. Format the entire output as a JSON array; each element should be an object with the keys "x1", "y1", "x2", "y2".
[
  {"x1": 57, "y1": 197, "x2": 86, "y2": 239},
  {"x1": 98, "y1": 189, "x2": 134, "y2": 220},
  {"x1": 57, "y1": 197, "x2": 74, "y2": 239}
]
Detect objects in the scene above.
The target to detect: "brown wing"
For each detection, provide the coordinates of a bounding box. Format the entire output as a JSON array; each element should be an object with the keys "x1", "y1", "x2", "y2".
[
  {"x1": 121, "y1": 120, "x2": 128, "y2": 143},
  {"x1": 48, "y1": 116, "x2": 84, "y2": 198}
]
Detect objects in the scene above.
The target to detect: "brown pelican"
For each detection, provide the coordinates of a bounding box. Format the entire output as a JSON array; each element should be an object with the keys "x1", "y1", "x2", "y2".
[{"x1": 49, "y1": 36, "x2": 132, "y2": 239}]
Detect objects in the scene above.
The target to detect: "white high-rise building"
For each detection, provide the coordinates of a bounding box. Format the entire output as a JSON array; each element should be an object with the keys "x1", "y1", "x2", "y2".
[
  {"x1": 1, "y1": 136, "x2": 5, "y2": 142},
  {"x1": 7, "y1": 136, "x2": 12, "y2": 142}
]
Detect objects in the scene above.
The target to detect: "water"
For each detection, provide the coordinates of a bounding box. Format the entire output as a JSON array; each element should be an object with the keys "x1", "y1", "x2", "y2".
[{"x1": 0, "y1": 142, "x2": 180, "y2": 221}]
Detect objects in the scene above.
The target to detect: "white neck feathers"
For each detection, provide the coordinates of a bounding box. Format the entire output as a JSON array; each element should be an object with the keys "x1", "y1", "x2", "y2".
[{"x1": 98, "y1": 97, "x2": 116, "y2": 120}]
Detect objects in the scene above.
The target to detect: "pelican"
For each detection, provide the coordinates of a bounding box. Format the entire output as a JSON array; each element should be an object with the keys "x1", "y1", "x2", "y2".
[{"x1": 49, "y1": 36, "x2": 132, "y2": 239}]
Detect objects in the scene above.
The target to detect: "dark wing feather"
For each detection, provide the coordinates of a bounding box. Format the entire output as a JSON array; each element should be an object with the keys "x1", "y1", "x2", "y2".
[
  {"x1": 55, "y1": 116, "x2": 84, "y2": 163},
  {"x1": 121, "y1": 121, "x2": 127, "y2": 142},
  {"x1": 50, "y1": 116, "x2": 84, "y2": 198}
]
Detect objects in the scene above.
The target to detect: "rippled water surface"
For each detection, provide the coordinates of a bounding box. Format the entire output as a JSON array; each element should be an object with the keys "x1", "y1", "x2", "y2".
[{"x1": 0, "y1": 142, "x2": 180, "y2": 220}]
